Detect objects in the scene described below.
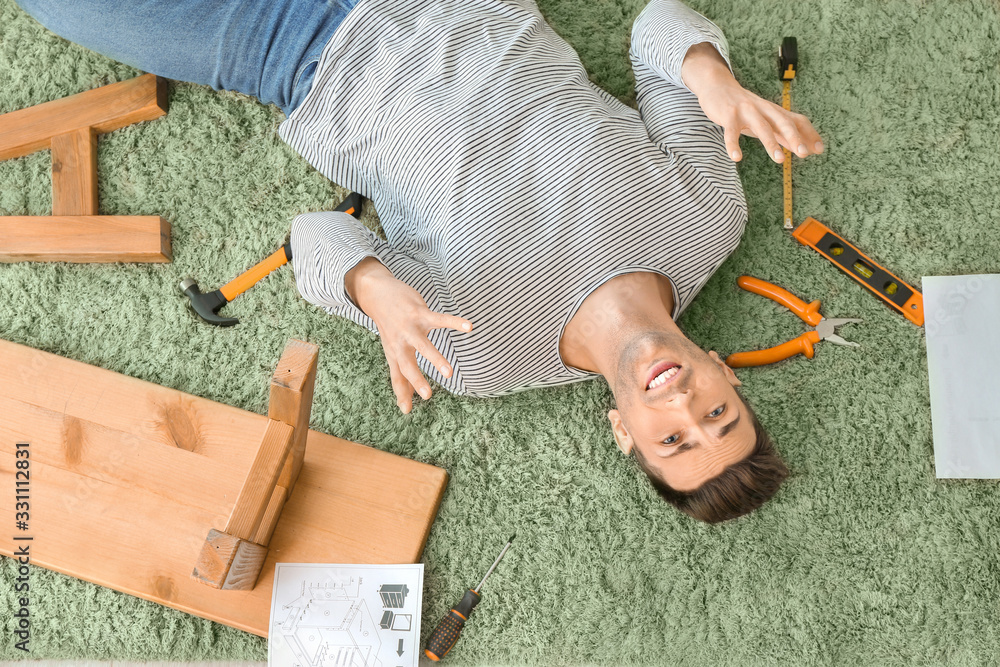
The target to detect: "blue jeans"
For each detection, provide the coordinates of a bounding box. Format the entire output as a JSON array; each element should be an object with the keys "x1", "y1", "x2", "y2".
[{"x1": 14, "y1": 0, "x2": 361, "y2": 116}]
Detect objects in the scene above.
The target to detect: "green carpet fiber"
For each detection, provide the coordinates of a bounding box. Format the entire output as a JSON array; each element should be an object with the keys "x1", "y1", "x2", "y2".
[{"x1": 2, "y1": 0, "x2": 1000, "y2": 663}]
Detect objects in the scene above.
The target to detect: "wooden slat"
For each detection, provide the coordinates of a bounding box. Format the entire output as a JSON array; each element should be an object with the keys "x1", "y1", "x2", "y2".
[
  {"x1": 0, "y1": 338, "x2": 269, "y2": 461},
  {"x1": 0, "y1": 215, "x2": 171, "y2": 262},
  {"x1": 0, "y1": 458, "x2": 241, "y2": 604},
  {"x1": 268, "y1": 339, "x2": 319, "y2": 497},
  {"x1": 51, "y1": 127, "x2": 98, "y2": 216},
  {"x1": 252, "y1": 485, "x2": 288, "y2": 546},
  {"x1": 0, "y1": 74, "x2": 167, "y2": 161},
  {"x1": 224, "y1": 419, "x2": 294, "y2": 541},
  {"x1": 0, "y1": 395, "x2": 256, "y2": 514},
  {"x1": 274, "y1": 431, "x2": 449, "y2": 563}
]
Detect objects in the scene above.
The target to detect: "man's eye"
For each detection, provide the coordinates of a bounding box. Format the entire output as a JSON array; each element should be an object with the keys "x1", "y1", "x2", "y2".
[
  {"x1": 709, "y1": 406, "x2": 726, "y2": 418},
  {"x1": 663, "y1": 434, "x2": 679, "y2": 445}
]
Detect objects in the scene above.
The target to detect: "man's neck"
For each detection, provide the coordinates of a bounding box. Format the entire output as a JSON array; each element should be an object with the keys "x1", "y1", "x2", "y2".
[{"x1": 559, "y1": 272, "x2": 678, "y2": 379}]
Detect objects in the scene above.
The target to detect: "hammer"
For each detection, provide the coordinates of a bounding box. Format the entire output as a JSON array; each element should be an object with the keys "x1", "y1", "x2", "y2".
[{"x1": 180, "y1": 192, "x2": 365, "y2": 326}]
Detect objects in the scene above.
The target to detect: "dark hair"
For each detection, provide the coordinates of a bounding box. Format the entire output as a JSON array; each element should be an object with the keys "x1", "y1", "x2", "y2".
[{"x1": 632, "y1": 393, "x2": 788, "y2": 523}]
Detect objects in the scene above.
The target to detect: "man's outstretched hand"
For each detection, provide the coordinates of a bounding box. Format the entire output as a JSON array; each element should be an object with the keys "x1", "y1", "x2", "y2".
[
  {"x1": 346, "y1": 257, "x2": 473, "y2": 413},
  {"x1": 681, "y1": 42, "x2": 824, "y2": 163}
]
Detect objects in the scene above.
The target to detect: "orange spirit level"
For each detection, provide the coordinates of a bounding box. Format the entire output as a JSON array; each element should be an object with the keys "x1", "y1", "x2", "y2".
[{"x1": 792, "y1": 217, "x2": 924, "y2": 326}]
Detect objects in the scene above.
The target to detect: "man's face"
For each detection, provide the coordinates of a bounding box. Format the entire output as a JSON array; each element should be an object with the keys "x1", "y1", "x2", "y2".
[{"x1": 607, "y1": 332, "x2": 756, "y2": 492}]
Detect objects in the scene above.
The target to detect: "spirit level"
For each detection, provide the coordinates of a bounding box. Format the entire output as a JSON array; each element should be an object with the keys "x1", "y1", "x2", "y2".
[{"x1": 792, "y1": 217, "x2": 924, "y2": 326}]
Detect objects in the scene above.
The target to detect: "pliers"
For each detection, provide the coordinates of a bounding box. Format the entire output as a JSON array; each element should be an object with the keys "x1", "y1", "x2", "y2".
[{"x1": 725, "y1": 276, "x2": 861, "y2": 368}]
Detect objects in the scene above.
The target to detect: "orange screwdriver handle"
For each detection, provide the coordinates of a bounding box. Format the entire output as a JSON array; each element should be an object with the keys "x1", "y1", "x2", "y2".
[
  {"x1": 737, "y1": 276, "x2": 823, "y2": 326},
  {"x1": 726, "y1": 330, "x2": 820, "y2": 368}
]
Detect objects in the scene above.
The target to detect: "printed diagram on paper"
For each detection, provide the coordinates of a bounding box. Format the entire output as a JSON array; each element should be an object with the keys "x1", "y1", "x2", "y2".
[{"x1": 269, "y1": 563, "x2": 424, "y2": 667}]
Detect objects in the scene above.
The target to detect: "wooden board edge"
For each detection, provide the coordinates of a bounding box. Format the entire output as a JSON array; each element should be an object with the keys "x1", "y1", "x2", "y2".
[
  {"x1": 0, "y1": 74, "x2": 168, "y2": 162},
  {"x1": 0, "y1": 215, "x2": 172, "y2": 263}
]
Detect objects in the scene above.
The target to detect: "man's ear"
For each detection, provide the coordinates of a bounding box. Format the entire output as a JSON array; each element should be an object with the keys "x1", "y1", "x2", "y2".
[
  {"x1": 708, "y1": 350, "x2": 741, "y2": 387},
  {"x1": 607, "y1": 409, "x2": 634, "y2": 456}
]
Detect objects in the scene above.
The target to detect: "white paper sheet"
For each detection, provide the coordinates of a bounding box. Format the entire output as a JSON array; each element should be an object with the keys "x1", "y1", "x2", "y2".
[
  {"x1": 924, "y1": 274, "x2": 1000, "y2": 478},
  {"x1": 268, "y1": 563, "x2": 424, "y2": 667}
]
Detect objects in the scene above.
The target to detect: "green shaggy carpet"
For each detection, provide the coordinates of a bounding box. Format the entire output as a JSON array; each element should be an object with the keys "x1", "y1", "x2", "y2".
[{"x1": 2, "y1": 0, "x2": 1000, "y2": 664}]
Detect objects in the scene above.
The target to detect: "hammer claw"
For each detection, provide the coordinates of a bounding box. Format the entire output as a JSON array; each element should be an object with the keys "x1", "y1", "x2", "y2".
[{"x1": 180, "y1": 278, "x2": 239, "y2": 327}]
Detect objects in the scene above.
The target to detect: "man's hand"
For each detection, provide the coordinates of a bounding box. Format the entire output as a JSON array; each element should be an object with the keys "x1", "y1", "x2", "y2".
[
  {"x1": 346, "y1": 257, "x2": 473, "y2": 413},
  {"x1": 681, "y1": 42, "x2": 824, "y2": 163}
]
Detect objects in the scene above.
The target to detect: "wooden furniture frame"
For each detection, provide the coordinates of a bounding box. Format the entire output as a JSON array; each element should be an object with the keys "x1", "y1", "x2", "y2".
[
  {"x1": 0, "y1": 337, "x2": 448, "y2": 635},
  {"x1": 0, "y1": 74, "x2": 172, "y2": 262}
]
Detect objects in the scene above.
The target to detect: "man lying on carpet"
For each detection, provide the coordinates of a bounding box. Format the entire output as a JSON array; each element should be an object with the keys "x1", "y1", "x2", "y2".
[{"x1": 17, "y1": 0, "x2": 823, "y2": 522}]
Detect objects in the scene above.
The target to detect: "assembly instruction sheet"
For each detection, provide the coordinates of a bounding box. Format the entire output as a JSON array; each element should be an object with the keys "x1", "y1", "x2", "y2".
[
  {"x1": 269, "y1": 563, "x2": 424, "y2": 667},
  {"x1": 924, "y1": 274, "x2": 1000, "y2": 477}
]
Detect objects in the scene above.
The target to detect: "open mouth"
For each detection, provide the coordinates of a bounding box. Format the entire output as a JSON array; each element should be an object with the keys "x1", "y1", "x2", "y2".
[{"x1": 645, "y1": 362, "x2": 681, "y2": 391}]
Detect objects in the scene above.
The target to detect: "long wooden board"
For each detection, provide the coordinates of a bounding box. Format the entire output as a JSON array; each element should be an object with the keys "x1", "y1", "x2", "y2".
[
  {"x1": 0, "y1": 216, "x2": 171, "y2": 263},
  {"x1": 0, "y1": 74, "x2": 168, "y2": 162},
  {"x1": 0, "y1": 339, "x2": 448, "y2": 636}
]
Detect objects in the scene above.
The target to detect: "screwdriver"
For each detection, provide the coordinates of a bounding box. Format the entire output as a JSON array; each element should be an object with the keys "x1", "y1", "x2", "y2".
[{"x1": 424, "y1": 535, "x2": 515, "y2": 661}]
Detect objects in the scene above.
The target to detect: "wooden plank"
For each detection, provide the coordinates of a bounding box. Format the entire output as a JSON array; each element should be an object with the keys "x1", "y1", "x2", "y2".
[
  {"x1": 0, "y1": 338, "x2": 269, "y2": 462},
  {"x1": 51, "y1": 127, "x2": 98, "y2": 216},
  {"x1": 0, "y1": 215, "x2": 171, "y2": 262},
  {"x1": 268, "y1": 339, "x2": 319, "y2": 497},
  {"x1": 0, "y1": 337, "x2": 448, "y2": 637},
  {"x1": 224, "y1": 419, "x2": 294, "y2": 541},
  {"x1": 0, "y1": 395, "x2": 257, "y2": 513},
  {"x1": 0, "y1": 458, "x2": 253, "y2": 614},
  {"x1": 0, "y1": 74, "x2": 167, "y2": 161},
  {"x1": 275, "y1": 431, "x2": 448, "y2": 564},
  {"x1": 0, "y1": 428, "x2": 447, "y2": 637}
]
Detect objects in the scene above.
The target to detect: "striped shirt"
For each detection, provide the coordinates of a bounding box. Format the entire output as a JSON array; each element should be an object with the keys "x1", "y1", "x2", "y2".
[{"x1": 279, "y1": 0, "x2": 747, "y2": 398}]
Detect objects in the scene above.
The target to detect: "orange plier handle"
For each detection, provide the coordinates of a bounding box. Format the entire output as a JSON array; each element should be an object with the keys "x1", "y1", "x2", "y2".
[
  {"x1": 727, "y1": 330, "x2": 820, "y2": 367},
  {"x1": 725, "y1": 277, "x2": 824, "y2": 368},
  {"x1": 736, "y1": 276, "x2": 823, "y2": 326}
]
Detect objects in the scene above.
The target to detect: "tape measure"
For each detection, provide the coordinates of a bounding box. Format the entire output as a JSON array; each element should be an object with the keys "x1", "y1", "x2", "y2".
[{"x1": 778, "y1": 37, "x2": 797, "y2": 230}]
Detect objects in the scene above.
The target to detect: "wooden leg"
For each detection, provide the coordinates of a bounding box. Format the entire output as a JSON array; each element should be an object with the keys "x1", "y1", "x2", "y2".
[
  {"x1": 191, "y1": 528, "x2": 241, "y2": 589},
  {"x1": 191, "y1": 339, "x2": 319, "y2": 591},
  {"x1": 190, "y1": 419, "x2": 293, "y2": 590},
  {"x1": 0, "y1": 74, "x2": 171, "y2": 264},
  {"x1": 51, "y1": 127, "x2": 98, "y2": 216},
  {"x1": 224, "y1": 419, "x2": 294, "y2": 541},
  {"x1": 221, "y1": 541, "x2": 269, "y2": 591},
  {"x1": 268, "y1": 339, "x2": 320, "y2": 498},
  {"x1": 246, "y1": 339, "x2": 319, "y2": 548},
  {"x1": 252, "y1": 484, "x2": 288, "y2": 547}
]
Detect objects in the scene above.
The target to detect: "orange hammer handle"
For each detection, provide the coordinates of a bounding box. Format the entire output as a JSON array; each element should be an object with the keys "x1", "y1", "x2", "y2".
[
  {"x1": 219, "y1": 245, "x2": 291, "y2": 302},
  {"x1": 737, "y1": 276, "x2": 823, "y2": 326},
  {"x1": 726, "y1": 330, "x2": 820, "y2": 368}
]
